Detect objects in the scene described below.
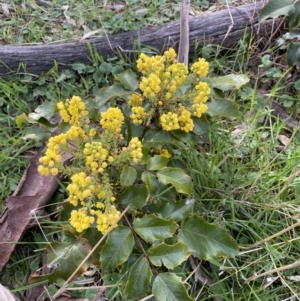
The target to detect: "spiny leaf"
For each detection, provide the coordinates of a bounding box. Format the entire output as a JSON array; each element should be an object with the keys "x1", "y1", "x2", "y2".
[
  {"x1": 133, "y1": 215, "x2": 178, "y2": 243},
  {"x1": 209, "y1": 74, "x2": 249, "y2": 91},
  {"x1": 119, "y1": 185, "x2": 149, "y2": 209},
  {"x1": 148, "y1": 242, "x2": 192, "y2": 269},
  {"x1": 260, "y1": 0, "x2": 295, "y2": 22},
  {"x1": 143, "y1": 130, "x2": 183, "y2": 148},
  {"x1": 157, "y1": 167, "x2": 193, "y2": 195},
  {"x1": 28, "y1": 102, "x2": 55, "y2": 121},
  {"x1": 152, "y1": 273, "x2": 194, "y2": 301},
  {"x1": 147, "y1": 155, "x2": 169, "y2": 171},
  {"x1": 120, "y1": 165, "x2": 137, "y2": 186},
  {"x1": 178, "y1": 215, "x2": 239, "y2": 262},
  {"x1": 287, "y1": 42, "x2": 300, "y2": 67},
  {"x1": 115, "y1": 70, "x2": 139, "y2": 91},
  {"x1": 97, "y1": 83, "x2": 130, "y2": 103},
  {"x1": 158, "y1": 199, "x2": 194, "y2": 221},
  {"x1": 207, "y1": 99, "x2": 240, "y2": 119},
  {"x1": 100, "y1": 227, "x2": 134, "y2": 270},
  {"x1": 124, "y1": 256, "x2": 152, "y2": 299},
  {"x1": 30, "y1": 238, "x2": 92, "y2": 283}
]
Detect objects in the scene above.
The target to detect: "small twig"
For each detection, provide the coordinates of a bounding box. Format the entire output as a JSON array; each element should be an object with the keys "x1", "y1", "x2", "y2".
[
  {"x1": 245, "y1": 259, "x2": 300, "y2": 283},
  {"x1": 220, "y1": 0, "x2": 234, "y2": 47},
  {"x1": 177, "y1": 0, "x2": 190, "y2": 66},
  {"x1": 35, "y1": 0, "x2": 52, "y2": 8},
  {"x1": 52, "y1": 206, "x2": 130, "y2": 300}
]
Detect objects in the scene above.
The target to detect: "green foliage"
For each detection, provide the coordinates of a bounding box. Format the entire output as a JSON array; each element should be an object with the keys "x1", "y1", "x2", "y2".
[
  {"x1": 152, "y1": 273, "x2": 194, "y2": 301},
  {"x1": 260, "y1": 0, "x2": 300, "y2": 66}
]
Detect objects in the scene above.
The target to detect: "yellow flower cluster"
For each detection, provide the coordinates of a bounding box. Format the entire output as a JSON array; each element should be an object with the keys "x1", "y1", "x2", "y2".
[
  {"x1": 57, "y1": 96, "x2": 88, "y2": 126},
  {"x1": 128, "y1": 137, "x2": 143, "y2": 163},
  {"x1": 128, "y1": 93, "x2": 143, "y2": 106},
  {"x1": 94, "y1": 205, "x2": 121, "y2": 234},
  {"x1": 130, "y1": 106, "x2": 146, "y2": 124},
  {"x1": 67, "y1": 172, "x2": 94, "y2": 206},
  {"x1": 178, "y1": 108, "x2": 194, "y2": 132},
  {"x1": 131, "y1": 48, "x2": 210, "y2": 133},
  {"x1": 191, "y1": 58, "x2": 209, "y2": 77},
  {"x1": 160, "y1": 112, "x2": 180, "y2": 131},
  {"x1": 100, "y1": 107, "x2": 124, "y2": 133},
  {"x1": 192, "y1": 103, "x2": 208, "y2": 118},
  {"x1": 194, "y1": 82, "x2": 210, "y2": 103},
  {"x1": 140, "y1": 73, "x2": 161, "y2": 98},
  {"x1": 38, "y1": 133, "x2": 67, "y2": 176},
  {"x1": 69, "y1": 209, "x2": 94, "y2": 233},
  {"x1": 83, "y1": 142, "x2": 113, "y2": 173}
]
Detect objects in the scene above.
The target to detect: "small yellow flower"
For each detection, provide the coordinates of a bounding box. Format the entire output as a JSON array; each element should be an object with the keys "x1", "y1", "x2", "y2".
[
  {"x1": 100, "y1": 107, "x2": 124, "y2": 133},
  {"x1": 191, "y1": 58, "x2": 209, "y2": 77}
]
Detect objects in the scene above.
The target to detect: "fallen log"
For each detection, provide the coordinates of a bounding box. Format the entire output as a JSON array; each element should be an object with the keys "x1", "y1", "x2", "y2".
[{"x1": 0, "y1": 1, "x2": 271, "y2": 76}]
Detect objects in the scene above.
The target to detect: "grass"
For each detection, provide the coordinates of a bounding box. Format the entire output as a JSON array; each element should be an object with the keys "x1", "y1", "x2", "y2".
[{"x1": 1, "y1": 0, "x2": 300, "y2": 300}]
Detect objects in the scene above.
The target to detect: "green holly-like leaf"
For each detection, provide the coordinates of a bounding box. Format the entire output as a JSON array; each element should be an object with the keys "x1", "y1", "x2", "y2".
[
  {"x1": 141, "y1": 171, "x2": 162, "y2": 195},
  {"x1": 207, "y1": 99, "x2": 240, "y2": 119},
  {"x1": 119, "y1": 185, "x2": 149, "y2": 209},
  {"x1": 115, "y1": 70, "x2": 139, "y2": 91},
  {"x1": 157, "y1": 167, "x2": 193, "y2": 195},
  {"x1": 124, "y1": 256, "x2": 152, "y2": 299},
  {"x1": 148, "y1": 242, "x2": 192, "y2": 269},
  {"x1": 287, "y1": 42, "x2": 300, "y2": 67},
  {"x1": 147, "y1": 155, "x2": 169, "y2": 171},
  {"x1": 260, "y1": 0, "x2": 295, "y2": 22},
  {"x1": 178, "y1": 215, "x2": 239, "y2": 262},
  {"x1": 158, "y1": 200, "x2": 194, "y2": 221},
  {"x1": 30, "y1": 238, "x2": 92, "y2": 283},
  {"x1": 28, "y1": 102, "x2": 55, "y2": 121},
  {"x1": 133, "y1": 215, "x2": 178, "y2": 243},
  {"x1": 120, "y1": 165, "x2": 137, "y2": 186},
  {"x1": 100, "y1": 226, "x2": 134, "y2": 271},
  {"x1": 97, "y1": 83, "x2": 130, "y2": 103},
  {"x1": 143, "y1": 130, "x2": 184, "y2": 148},
  {"x1": 21, "y1": 126, "x2": 51, "y2": 142},
  {"x1": 152, "y1": 273, "x2": 194, "y2": 301},
  {"x1": 209, "y1": 74, "x2": 249, "y2": 91}
]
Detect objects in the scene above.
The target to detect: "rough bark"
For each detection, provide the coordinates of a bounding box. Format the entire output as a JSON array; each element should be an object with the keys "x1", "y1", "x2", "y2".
[{"x1": 0, "y1": 1, "x2": 271, "y2": 76}]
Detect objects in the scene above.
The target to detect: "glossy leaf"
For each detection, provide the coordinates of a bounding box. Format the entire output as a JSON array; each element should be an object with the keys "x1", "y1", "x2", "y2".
[
  {"x1": 287, "y1": 42, "x2": 300, "y2": 66},
  {"x1": 152, "y1": 273, "x2": 194, "y2": 301},
  {"x1": 119, "y1": 185, "x2": 149, "y2": 209},
  {"x1": 157, "y1": 167, "x2": 193, "y2": 195},
  {"x1": 133, "y1": 214, "x2": 178, "y2": 243},
  {"x1": 30, "y1": 238, "x2": 92, "y2": 283},
  {"x1": 147, "y1": 155, "x2": 169, "y2": 170},
  {"x1": 260, "y1": 0, "x2": 294, "y2": 22},
  {"x1": 289, "y1": 2, "x2": 300, "y2": 28},
  {"x1": 143, "y1": 130, "x2": 183, "y2": 148},
  {"x1": 158, "y1": 200, "x2": 194, "y2": 221},
  {"x1": 21, "y1": 126, "x2": 51, "y2": 142},
  {"x1": 207, "y1": 99, "x2": 240, "y2": 119},
  {"x1": 148, "y1": 242, "x2": 192, "y2": 269},
  {"x1": 192, "y1": 116, "x2": 210, "y2": 137},
  {"x1": 28, "y1": 102, "x2": 55, "y2": 121},
  {"x1": 97, "y1": 83, "x2": 130, "y2": 103},
  {"x1": 120, "y1": 165, "x2": 137, "y2": 186},
  {"x1": 209, "y1": 74, "x2": 249, "y2": 91},
  {"x1": 124, "y1": 256, "x2": 152, "y2": 299},
  {"x1": 100, "y1": 227, "x2": 134, "y2": 271},
  {"x1": 141, "y1": 171, "x2": 162, "y2": 195},
  {"x1": 115, "y1": 70, "x2": 139, "y2": 91},
  {"x1": 178, "y1": 215, "x2": 239, "y2": 261}
]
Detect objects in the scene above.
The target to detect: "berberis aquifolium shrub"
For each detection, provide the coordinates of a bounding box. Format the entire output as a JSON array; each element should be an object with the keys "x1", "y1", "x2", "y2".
[{"x1": 32, "y1": 48, "x2": 246, "y2": 300}]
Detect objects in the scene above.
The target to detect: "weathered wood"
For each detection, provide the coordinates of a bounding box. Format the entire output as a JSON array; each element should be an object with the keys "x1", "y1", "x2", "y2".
[{"x1": 0, "y1": 1, "x2": 270, "y2": 76}]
